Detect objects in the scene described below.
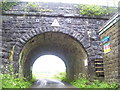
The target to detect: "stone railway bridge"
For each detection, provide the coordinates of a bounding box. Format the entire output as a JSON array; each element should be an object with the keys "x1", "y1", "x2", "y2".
[{"x1": 2, "y1": 2, "x2": 109, "y2": 80}]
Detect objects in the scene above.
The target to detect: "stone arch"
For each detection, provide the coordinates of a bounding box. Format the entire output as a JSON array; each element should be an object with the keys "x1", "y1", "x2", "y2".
[{"x1": 13, "y1": 26, "x2": 95, "y2": 80}]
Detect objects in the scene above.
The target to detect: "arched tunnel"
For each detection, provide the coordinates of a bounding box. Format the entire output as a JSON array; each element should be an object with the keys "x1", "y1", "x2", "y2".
[{"x1": 18, "y1": 32, "x2": 88, "y2": 81}]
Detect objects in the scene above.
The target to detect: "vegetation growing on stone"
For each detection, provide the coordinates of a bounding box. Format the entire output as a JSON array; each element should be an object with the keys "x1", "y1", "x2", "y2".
[
  {"x1": 23, "y1": 2, "x2": 53, "y2": 12},
  {"x1": 75, "y1": 4, "x2": 115, "y2": 17},
  {"x1": 2, "y1": 1, "x2": 53, "y2": 13},
  {"x1": 2, "y1": 1, "x2": 19, "y2": 11},
  {"x1": 23, "y1": 2, "x2": 40, "y2": 12}
]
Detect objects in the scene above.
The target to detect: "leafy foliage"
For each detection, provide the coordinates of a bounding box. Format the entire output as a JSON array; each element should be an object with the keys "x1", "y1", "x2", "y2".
[
  {"x1": 2, "y1": 1, "x2": 19, "y2": 11},
  {"x1": 75, "y1": 4, "x2": 115, "y2": 17},
  {"x1": 1, "y1": 64, "x2": 32, "y2": 88},
  {"x1": 52, "y1": 72, "x2": 66, "y2": 81},
  {"x1": 54, "y1": 72, "x2": 119, "y2": 88},
  {"x1": 23, "y1": 2, "x2": 53, "y2": 12},
  {"x1": 1, "y1": 73, "x2": 32, "y2": 88},
  {"x1": 23, "y1": 2, "x2": 40, "y2": 12},
  {"x1": 70, "y1": 78, "x2": 119, "y2": 88},
  {"x1": 31, "y1": 74, "x2": 37, "y2": 83}
]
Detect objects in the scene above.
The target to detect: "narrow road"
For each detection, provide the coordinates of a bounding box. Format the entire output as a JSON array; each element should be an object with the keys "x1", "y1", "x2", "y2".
[{"x1": 30, "y1": 79, "x2": 76, "y2": 88}]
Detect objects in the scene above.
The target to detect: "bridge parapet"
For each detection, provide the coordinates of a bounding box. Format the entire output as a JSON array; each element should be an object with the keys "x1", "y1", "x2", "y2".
[{"x1": 2, "y1": 2, "x2": 113, "y2": 19}]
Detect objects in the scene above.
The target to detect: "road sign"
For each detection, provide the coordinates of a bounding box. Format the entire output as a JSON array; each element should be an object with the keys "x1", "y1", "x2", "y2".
[
  {"x1": 103, "y1": 43, "x2": 111, "y2": 54},
  {"x1": 51, "y1": 19, "x2": 60, "y2": 27},
  {"x1": 102, "y1": 36, "x2": 110, "y2": 44}
]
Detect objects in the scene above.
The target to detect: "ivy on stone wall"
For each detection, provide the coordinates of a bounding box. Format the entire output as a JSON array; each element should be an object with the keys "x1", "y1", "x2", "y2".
[
  {"x1": 2, "y1": 2, "x2": 53, "y2": 13},
  {"x1": 2, "y1": 1, "x2": 19, "y2": 11},
  {"x1": 23, "y1": 2, "x2": 40, "y2": 12},
  {"x1": 75, "y1": 4, "x2": 115, "y2": 17},
  {"x1": 23, "y1": 2, "x2": 53, "y2": 12}
]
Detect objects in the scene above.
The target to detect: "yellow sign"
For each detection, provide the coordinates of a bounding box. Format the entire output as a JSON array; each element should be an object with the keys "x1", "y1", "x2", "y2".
[{"x1": 104, "y1": 43, "x2": 111, "y2": 53}]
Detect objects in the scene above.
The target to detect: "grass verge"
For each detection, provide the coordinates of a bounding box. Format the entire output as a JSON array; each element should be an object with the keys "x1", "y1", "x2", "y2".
[
  {"x1": 70, "y1": 78, "x2": 119, "y2": 88},
  {"x1": 1, "y1": 73, "x2": 32, "y2": 88},
  {"x1": 53, "y1": 72, "x2": 119, "y2": 89}
]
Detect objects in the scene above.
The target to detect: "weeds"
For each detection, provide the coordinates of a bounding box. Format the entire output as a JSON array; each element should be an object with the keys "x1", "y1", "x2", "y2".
[
  {"x1": 53, "y1": 72, "x2": 119, "y2": 88},
  {"x1": 1, "y1": 73, "x2": 32, "y2": 88},
  {"x1": 52, "y1": 72, "x2": 67, "y2": 81},
  {"x1": 75, "y1": 4, "x2": 116, "y2": 17},
  {"x1": 70, "y1": 78, "x2": 118, "y2": 88},
  {"x1": 1, "y1": 64, "x2": 32, "y2": 88}
]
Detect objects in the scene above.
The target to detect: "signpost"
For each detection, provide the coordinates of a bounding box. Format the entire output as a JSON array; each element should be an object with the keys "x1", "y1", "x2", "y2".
[
  {"x1": 102, "y1": 36, "x2": 111, "y2": 54},
  {"x1": 103, "y1": 43, "x2": 111, "y2": 53},
  {"x1": 102, "y1": 36, "x2": 110, "y2": 44}
]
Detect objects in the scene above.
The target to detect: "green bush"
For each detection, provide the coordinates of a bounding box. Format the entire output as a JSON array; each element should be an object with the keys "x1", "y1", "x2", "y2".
[
  {"x1": 53, "y1": 72, "x2": 118, "y2": 88},
  {"x1": 31, "y1": 74, "x2": 37, "y2": 83},
  {"x1": 2, "y1": 73, "x2": 32, "y2": 88},
  {"x1": 75, "y1": 4, "x2": 115, "y2": 17},
  {"x1": 23, "y1": 2, "x2": 40, "y2": 12},
  {"x1": 2, "y1": 1, "x2": 19, "y2": 11},
  {"x1": 52, "y1": 72, "x2": 67, "y2": 81},
  {"x1": 70, "y1": 78, "x2": 119, "y2": 88},
  {"x1": 23, "y1": 2, "x2": 53, "y2": 12}
]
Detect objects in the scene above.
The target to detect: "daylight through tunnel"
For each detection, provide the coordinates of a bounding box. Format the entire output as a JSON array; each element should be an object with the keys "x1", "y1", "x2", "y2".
[
  {"x1": 32, "y1": 55, "x2": 66, "y2": 79},
  {"x1": 18, "y1": 32, "x2": 88, "y2": 81}
]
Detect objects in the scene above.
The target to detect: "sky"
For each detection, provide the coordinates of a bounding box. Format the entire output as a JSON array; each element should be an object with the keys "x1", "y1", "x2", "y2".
[
  {"x1": 20, "y1": 0, "x2": 120, "y2": 7},
  {"x1": 32, "y1": 55, "x2": 66, "y2": 78}
]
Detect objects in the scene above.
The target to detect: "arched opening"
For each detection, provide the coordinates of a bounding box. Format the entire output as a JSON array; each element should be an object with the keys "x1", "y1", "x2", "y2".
[
  {"x1": 32, "y1": 55, "x2": 66, "y2": 79},
  {"x1": 18, "y1": 32, "x2": 88, "y2": 81}
]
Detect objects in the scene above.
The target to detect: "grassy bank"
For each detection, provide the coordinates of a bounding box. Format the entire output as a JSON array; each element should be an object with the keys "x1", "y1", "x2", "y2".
[
  {"x1": 70, "y1": 78, "x2": 118, "y2": 88},
  {"x1": 53, "y1": 72, "x2": 119, "y2": 89},
  {"x1": 1, "y1": 73, "x2": 32, "y2": 88}
]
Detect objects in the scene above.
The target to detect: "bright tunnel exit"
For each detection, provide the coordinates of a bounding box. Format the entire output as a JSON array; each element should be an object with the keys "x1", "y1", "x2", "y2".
[{"x1": 32, "y1": 55, "x2": 66, "y2": 79}]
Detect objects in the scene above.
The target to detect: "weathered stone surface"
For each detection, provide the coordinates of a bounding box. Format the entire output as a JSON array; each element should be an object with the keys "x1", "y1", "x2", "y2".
[
  {"x1": 99, "y1": 14, "x2": 120, "y2": 85},
  {"x1": 1, "y1": 2, "x2": 108, "y2": 80}
]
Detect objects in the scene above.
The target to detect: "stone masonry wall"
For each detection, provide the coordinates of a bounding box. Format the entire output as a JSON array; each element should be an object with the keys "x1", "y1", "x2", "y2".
[
  {"x1": 99, "y1": 14, "x2": 120, "y2": 84},
  {"x1": 1, "y1": 2, "x2": 108, "y2": 79}
]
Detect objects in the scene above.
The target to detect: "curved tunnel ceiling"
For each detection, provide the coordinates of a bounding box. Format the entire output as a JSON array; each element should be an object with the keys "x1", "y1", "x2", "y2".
[{"x1": 19, "y1": 32, "x2": 88, "y2": 80}]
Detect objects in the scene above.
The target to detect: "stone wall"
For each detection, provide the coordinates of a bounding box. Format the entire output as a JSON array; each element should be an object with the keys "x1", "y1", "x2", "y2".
[
  {"x1": 99, "y1": 14, "x2": 120, "y2": 84},
  {"x1": 1, "y1": 2, "x2": 108, "y2": 80}
]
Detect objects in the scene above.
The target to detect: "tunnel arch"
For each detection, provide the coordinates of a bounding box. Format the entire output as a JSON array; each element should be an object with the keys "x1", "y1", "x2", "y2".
[{"x1": 18, "y1": 32, "x2": 88, "y2": 80}]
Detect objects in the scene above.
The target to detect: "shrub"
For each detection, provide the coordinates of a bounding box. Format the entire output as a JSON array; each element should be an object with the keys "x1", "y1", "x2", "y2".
[
  {"x1": 70, "y1": 78, "x2": 119, "y2": 88},
  {"x1": 52, "y1": 72, "x2": 67, "y2": 81},
  {"x1": 23, "y1": 2, "x2": 40, "y2": 12},
  {"x1": 31, "y1": 74, "x2": 37, "y2": 83},
  {"x1": 2, "y1": 1, "x2": 19, "y2": 11},
  {"x1": 75, "y1": 4, "x2": 115, "y2": 17},
  {"x1": 1, "y1": 73, "x2": 32, "y2": 88},
  {"x1": 23, "y1": 2, "x2": 53, "y2": 12}
]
